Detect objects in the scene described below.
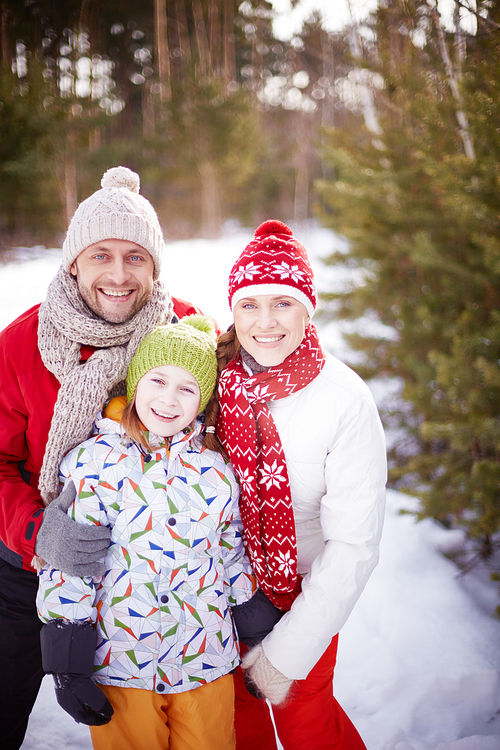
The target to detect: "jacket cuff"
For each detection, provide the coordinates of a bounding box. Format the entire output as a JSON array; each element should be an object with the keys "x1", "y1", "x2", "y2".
[{"x1": 40, "y1": 619, "x2": 97, "y2": 676}]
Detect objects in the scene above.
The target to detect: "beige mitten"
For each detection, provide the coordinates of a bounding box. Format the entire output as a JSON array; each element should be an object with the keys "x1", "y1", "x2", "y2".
[{"x1": 242, "y1": 643, "x2": 294, "y2": 705}]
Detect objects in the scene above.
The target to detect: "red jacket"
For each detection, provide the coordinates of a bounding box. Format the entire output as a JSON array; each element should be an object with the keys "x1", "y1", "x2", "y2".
[{"x1": 0, "y1": 297, "x2": 201, "y2": 570}]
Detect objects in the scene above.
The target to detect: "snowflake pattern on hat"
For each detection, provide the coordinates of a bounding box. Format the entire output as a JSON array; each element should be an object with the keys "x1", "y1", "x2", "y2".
[
  {"x1": 228, "y1": 220, "x2": 317, "y2": 317},
  {"x1": 37, "y1": 419, "x2": 253, "y2": 694}
]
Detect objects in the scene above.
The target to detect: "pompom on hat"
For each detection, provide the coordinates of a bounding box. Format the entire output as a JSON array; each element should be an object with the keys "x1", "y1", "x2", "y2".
[
  {"x1": 228, "y1": 220, "x2": 317, "y2": 318},
  {"x1": 126, "y1": 315, "x2": 217, "y2": 413},
  {"x1": 62, "y1": 166, "x2": 165, "y2": 279}
]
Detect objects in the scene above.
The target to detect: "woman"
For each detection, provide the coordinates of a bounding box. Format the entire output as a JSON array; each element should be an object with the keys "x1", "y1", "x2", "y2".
[{"x1": 216, "y1": 220, "x2": 387, "y2": 750}]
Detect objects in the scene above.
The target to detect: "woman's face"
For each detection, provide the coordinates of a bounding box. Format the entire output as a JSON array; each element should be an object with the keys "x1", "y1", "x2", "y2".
[{"x1": 233, "y1": 294, "x2": 310, "y2": 367}]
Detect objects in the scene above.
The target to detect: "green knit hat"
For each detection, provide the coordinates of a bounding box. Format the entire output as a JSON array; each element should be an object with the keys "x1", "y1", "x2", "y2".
[{"x1": 126, "y1": 315, "x2": 217, "y2": 413}]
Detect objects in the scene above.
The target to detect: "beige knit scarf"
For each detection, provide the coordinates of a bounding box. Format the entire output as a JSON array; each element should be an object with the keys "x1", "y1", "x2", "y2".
[{"x1": 37, "y1": 266, "x2": 172, "y2": 504}]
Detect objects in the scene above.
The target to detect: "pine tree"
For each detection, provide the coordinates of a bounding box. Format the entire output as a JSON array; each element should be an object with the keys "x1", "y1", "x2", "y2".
[{"x1": 316, "y1": 0, "x2": 500, "y2": 563}]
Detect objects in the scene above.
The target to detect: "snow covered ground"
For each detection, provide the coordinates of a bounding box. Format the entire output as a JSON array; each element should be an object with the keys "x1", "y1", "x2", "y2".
[{"x1": 1, "y1": 223, "x2": 499, "y2": 750}]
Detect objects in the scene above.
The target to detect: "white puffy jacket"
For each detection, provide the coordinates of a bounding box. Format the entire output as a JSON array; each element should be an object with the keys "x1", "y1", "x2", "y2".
[{"x1": 260, "y1": 352, "x2": 387, "y2": 680}]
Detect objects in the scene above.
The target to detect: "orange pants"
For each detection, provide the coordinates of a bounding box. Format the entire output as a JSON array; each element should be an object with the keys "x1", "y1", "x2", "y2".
[
  {"x1": 234, "y1": 636, "x2": 367, "y2": 750},
  {"x1": 89, "y1": 675, "x2": 235, "y2": 750}
]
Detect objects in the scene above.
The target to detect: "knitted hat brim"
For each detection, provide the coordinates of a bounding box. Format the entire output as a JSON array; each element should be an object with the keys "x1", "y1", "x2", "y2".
[{"x1": 231, "y1": 284, "x2": 314, "y2": 318}]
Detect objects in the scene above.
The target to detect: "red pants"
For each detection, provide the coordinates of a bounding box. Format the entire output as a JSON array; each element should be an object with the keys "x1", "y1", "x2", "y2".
[{"x1": 233, "y1": 636, "x2": 367, "y2": 750}]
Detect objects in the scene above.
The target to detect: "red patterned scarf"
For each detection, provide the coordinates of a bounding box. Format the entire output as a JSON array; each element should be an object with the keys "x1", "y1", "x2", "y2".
[{"x1": 217, "y1": 323, "x2": 325, "y2": 610}]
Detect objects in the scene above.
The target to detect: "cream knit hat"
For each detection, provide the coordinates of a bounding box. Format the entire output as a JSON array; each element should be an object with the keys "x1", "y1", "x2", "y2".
[{"x1": 62, "y1": 166, "x2": 165, "y2": 279}]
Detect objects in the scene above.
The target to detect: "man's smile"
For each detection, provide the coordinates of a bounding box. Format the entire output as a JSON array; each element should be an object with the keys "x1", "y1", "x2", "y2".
[{"x1": 99, "y1": 288, "x2": 135, "y2": 298}]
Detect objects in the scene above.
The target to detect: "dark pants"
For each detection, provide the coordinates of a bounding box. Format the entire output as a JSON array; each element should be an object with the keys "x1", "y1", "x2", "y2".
[{"x1": 0, "y1": 559, "x2": 44, "y2": 750}]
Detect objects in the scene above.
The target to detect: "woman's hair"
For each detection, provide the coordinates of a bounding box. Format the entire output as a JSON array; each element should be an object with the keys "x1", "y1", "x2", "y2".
[
  {"x1": 120, "y1": 385, "x2": 226, "y2": 456},
  {"x1": 198, "y1": 324, "x2": 242, "y2": 457},
  {"x1": 216, "y1": 324, "x2": 240, "y2": 374}
]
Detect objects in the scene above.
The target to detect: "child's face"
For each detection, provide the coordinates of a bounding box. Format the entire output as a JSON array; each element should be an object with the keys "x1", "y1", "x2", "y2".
[{"x1": 134, "y1": 364, "x2": 201, "y2": 437}]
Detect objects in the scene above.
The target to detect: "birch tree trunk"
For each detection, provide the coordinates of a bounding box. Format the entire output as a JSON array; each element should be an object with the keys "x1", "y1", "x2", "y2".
[
  {"x1": 431, "y1": 6, "x2": 475, "y2": 161},
  {"x1": 346, "y1": 0, "x2": 383, "y2": 146},
  {"x1": 209, "y1": 0, "x2": 220, "y2": 71}
]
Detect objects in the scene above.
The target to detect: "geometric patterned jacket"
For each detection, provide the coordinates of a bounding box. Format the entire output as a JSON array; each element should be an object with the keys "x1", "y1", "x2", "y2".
[{"x1": 36, "y1": 407, "x2": 254, "y2": 695}]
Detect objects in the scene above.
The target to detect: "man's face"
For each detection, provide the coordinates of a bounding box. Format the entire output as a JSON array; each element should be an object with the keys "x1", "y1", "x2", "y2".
[{"x1": 70, "y1": 239, "x2": 155, "y2": 323}]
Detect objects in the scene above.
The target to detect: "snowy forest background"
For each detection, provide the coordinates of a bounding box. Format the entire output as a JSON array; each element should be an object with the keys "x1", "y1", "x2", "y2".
[
  {"x1": 1, "y1": 1, "x2": 500, "y2": 744},
  {"x1": 2, "y1": 0, "x2": 500, "y2": 612},
  {"x1": 4, "y1": 227, "x2": 500, "y2": 750}
]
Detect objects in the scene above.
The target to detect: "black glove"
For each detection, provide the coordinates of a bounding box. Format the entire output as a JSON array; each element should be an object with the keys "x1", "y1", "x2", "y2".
[
  {"x1": 40, "y1": 619, "x2": 113, "y2": 726},
  {"x1": 232, "y1": 589, "x2": 286, "y2": 699},
  {"x1": 35, "y1": 480, "x2": 111, "y2": 577},
  {"x1": 231, "y1": 588, "x2": 285, "y2": 648}
]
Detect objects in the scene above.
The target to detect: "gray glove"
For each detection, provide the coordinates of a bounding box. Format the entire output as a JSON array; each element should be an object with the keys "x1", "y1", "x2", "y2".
[{"x1": 35, "y1": 481, "x2": 111, "y2": 577}]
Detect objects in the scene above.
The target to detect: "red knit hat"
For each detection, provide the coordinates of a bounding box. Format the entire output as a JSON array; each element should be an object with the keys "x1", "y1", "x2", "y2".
[{"x1": 228, "y1": 220, "x2": 317, "y2": 318}]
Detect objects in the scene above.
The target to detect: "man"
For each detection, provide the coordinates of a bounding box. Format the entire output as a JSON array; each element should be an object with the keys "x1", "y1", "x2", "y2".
[{"x1": 0, "y1": 166, "x2": 201, "y2": 749}]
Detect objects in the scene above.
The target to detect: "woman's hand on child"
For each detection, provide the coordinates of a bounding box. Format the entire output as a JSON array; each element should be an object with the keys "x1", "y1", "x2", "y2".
[{"x1": 241, "y1": 643, "x2": 294, "y2": 705}]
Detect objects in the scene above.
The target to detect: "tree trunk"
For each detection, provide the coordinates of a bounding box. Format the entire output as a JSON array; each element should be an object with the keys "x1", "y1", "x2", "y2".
[
  {"x1": 321, "y1": 29, "x2": 334, "y2": 129},
  {"x1": 64, "y1": 127, "x2": 77, "y2": 226},
  {"x1": 432, "y1": 6, "x2": 475, "y2": 161},
  {"x1": 293, "y1": 115, "x2": 310, "y2": 222},
  {"x1": 1, "y1": 2, "x2": 10, "y2": 66},
  {"x1": 143, "y1": 79, "x2": 156, "y2": 137},
  {"x1": 198, "y1": 159, "x2": 221, "y2": 238},
  {"x1": 192, "y1": 0, "x2": 210, "y2": 73},
  {"x1": 209, "y1": 0, "x2": 220, "y2": 71},
  {"x1": 454, "y1": 0, "x2": 466, "y2": 80},
  {"x1": 223, "y1": 0, "x2": 235, "y2": 86},
  {"x1": 346, "y1": 0, "x2": 383, "y2": 144},
  {"x1": 155, "y1": 0, "x2": 170, "y2": 100},
  {"x1": 175, "y1": 0, "x2": 191, "y2": 73}
]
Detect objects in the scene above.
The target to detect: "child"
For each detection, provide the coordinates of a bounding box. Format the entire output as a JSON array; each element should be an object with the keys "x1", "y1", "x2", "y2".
[{"x1": 36, "y1": 315, "x2": 254, "y2": 750}]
